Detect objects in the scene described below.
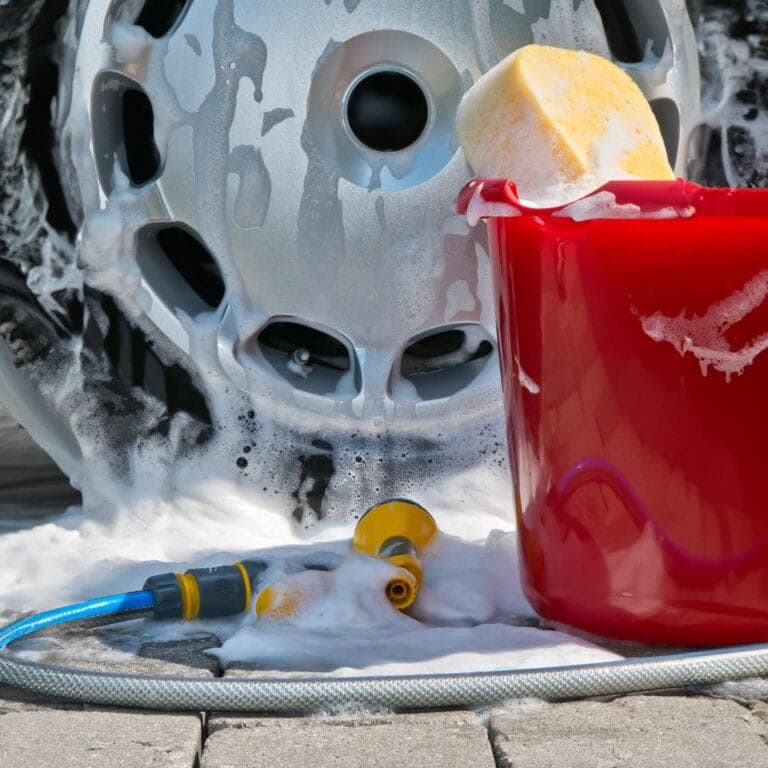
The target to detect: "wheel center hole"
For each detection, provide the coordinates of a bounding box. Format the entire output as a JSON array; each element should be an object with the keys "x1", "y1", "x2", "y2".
[{"x1": 346, "y1": 71, "x2": 428, "y2": 152}]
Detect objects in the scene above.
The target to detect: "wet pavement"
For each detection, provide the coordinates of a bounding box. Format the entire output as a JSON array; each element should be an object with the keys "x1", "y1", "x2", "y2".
[{"x1": 0, "y1": 409, "x2": 79, "y2": 519}]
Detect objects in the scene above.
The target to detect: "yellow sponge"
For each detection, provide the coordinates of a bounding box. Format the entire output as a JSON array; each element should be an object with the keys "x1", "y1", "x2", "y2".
[{"x1": 457, "y1": 45, "x2": 674, "y2": 205}]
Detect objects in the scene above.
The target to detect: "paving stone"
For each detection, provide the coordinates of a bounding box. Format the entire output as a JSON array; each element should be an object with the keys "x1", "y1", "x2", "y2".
[
  {"x1": 0, "y1": 406, "x2": 79, "y2": 516},
  {"x1": 696, "y1": 678, "x2": 768, "y2": 704},
  {"x1": 0, "y1": 710, "x2": 202, "y2": 768},
  {"x1": 490, "y1": 695, "x2": 768, "y2": 768},
  {"x1": 203, "y1": 712, "x2": 494, "y2": 768},
  {"x1": 138, "y1": 636, "x2": 222, "y2": 674},
  {"x1": 207, "y1": 709, "x2": 482, "y2": 735},
  {"x1": 751, "y1": 701, "x2": 768, "y2": 725}
]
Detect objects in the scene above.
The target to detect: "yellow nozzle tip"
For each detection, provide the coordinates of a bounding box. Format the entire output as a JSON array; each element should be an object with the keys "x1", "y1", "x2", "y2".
[
  {"x1": 385, "y1": 569, "x2": 418, "y2": 610},
  {"x1": 352, "y1": 499, "x2": 438, "y2": 556},
  {"x1": 384, "y1": 555, "x2": 422, "y2": 611}
]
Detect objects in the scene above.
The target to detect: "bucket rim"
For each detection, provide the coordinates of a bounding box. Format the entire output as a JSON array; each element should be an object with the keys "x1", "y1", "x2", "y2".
[{"x1": 455, "y1": 178, "x2": 768, "y2": 221}]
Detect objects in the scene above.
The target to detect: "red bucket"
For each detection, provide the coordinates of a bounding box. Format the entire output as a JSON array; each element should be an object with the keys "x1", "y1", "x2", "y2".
[{"x1": 458, "y1": 178, "x2": 768, "y2": 646}]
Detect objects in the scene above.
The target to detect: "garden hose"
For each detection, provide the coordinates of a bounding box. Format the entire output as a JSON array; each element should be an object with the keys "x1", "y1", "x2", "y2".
[{"x1": 2, "y1": 596, "x2": 768, "y2": 712}]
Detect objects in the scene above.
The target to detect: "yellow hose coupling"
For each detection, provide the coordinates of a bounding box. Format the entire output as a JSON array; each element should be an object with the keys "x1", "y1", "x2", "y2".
[{"x1": 143, "y1": 560, "x2": 267, "y2": 621}]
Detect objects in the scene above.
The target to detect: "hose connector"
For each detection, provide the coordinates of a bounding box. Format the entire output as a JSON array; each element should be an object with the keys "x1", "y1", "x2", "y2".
[
  {"x1": 143, "y1": 560, "x2": 267, "y2": 621},
  {"x1": 352, "y1": 499, "x2": 438, "y2": 610}
]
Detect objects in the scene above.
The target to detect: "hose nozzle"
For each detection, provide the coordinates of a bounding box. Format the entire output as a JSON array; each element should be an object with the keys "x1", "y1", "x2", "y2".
[{"x1": 352, "y1": 499, "x2": 438, "y2": 610}]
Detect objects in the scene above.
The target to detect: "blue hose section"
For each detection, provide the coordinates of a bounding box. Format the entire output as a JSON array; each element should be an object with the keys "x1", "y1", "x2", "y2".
[{"x1": 0, "y1": 590, "x2": 155, "y2": 651}]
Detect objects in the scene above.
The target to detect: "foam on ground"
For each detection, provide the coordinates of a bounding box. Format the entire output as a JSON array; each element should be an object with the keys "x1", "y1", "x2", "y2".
[{"x1": 0, "y1": 501, "x2": 621, "y2": 674}]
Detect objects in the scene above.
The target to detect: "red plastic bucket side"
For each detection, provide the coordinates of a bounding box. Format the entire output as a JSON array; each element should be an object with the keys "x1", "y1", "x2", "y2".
[{"x1": 481, "y1": 180, "x2": 768, "y2": 646}]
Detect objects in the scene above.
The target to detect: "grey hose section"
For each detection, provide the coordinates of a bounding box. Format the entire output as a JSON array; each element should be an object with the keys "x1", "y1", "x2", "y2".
[{"x1": 1, "y1": 643, "x2": 767, "y2": 712}]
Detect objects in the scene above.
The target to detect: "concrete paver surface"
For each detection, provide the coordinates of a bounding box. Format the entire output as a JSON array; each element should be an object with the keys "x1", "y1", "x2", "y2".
[
  {"x1": 490, "y1": 696, "x2": 768, "y2": 768},
  {"x1": 203, "y1": 712, "x2": 495, "y2": 768},
  {"x1": 0, "y1": 710, "x2": 202, "y2": 768},
  {"x1": 0, "y1": 406, "x2": 79, "y2": 517}
]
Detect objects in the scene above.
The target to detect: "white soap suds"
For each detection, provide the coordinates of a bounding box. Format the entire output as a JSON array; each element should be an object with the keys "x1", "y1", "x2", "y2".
[
  {"x1": 525, "y1": 111, "x2": 684, "y2": 211},
  {"x1": 209, "y1": 534, "x2": 619, "y2": 673},
  {"x1": 0, "y1": 505, "x2": 621, "y2": 675},
  {"x1": 463, "y1": 185, "x2": 696, "y2": 225},
  {"x1": 79, "y1": 191, "x2": 149, "y2": 315},
  {"x1": 695, "y1": 2, "x2": 768, "y2": 189},
  {"x1": 214, "y1": 617, "x2": 618, "y2": 676},
  {"x1": 515, "y1": 357, "x2": 541, "y2": 395},
  {"x1": 25, "y1": 233, "x2": 84, "y2": 320},
  {"x1": 531, "y1": 0, "x2": 611, "y2": 59},
  {"x1": 465, "y1": 182, "x2": 522, "y2": 226},
  {"x1": 554, "y1": 190, "x2": 695, "y2": 221},
  {"x1": 554, "y1": 193, "x2": 632, "y2": 221},
  {"x1": 639, "y1": 270, "x2": 768, "y2": 380}
]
